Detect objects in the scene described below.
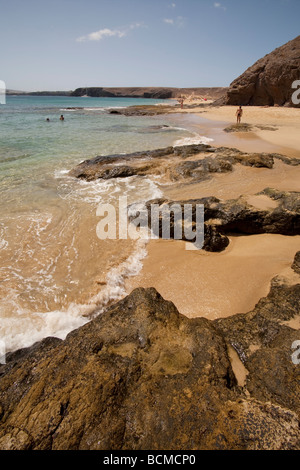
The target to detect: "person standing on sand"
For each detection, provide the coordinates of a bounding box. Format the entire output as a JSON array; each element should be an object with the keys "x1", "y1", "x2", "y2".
[{"x1": 236, "y1": 106, "x2": 243, "y2": 124}]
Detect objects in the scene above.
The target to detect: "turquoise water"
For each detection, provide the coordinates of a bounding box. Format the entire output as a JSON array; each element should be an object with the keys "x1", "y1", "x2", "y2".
[
  {"x1": 0, "y1": 96, "x2": 188, "y2": 207},
  {"x1": 0, "y1": 96, "x2": 206, "y2": 351}
]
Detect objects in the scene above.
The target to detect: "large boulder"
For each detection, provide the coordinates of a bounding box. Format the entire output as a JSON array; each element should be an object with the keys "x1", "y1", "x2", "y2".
[{"x1": 224, "y1": 35, "x2": 300, "y2": 107}]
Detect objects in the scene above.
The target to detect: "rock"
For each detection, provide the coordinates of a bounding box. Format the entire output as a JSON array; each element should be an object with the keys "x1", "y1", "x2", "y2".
[
  {"x1": 224, "y1": 123, "x2": 254, "y2": 133},
  {"x1": 224, "y1": 124, "x2": 278, "y2": 133},
  {"x1": 170, "y1": 157, "x2": 233, "y2": 181},
  {"x1": 0, "y1": 286, "x2": 299, "y2": 450},
  {"x1": 203, "y1": 225, "x2": 230, "y2": 252},
  {"x1": 224, "y1": 35, "x2": 300, "y2": 107},
  {"x1": 215, "y1": 255, "x2": 300, "y2": 418},
  {"x1": 292, "y1": 251, "x2": 300, "y2": 274}
]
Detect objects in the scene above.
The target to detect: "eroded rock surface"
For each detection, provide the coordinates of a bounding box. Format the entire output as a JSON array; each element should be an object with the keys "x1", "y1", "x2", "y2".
[
  {"x1": 141, "y1": 189, "x2": 300, "y2": 251},
  {"x1": 0, "y1": 278, "x2": 300, "y2": 450}
]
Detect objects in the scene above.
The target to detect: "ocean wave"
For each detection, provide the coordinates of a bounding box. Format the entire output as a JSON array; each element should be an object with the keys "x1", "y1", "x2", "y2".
[{"x1": 174, "y1": 134, "x2": 214, "y2": 147}]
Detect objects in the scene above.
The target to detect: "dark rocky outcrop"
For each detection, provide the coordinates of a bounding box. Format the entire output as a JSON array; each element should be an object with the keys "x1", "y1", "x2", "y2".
[
  {"x1": 69, "y1": 144, "x2": 298, "y2": 183},
  {"x1": 0, "y1": 274, "x2": 300, "y2": 450},
  {"x1": 223, "y1": 35, "x2": 300, "y2": 107},
  {"x1": 224, "y1": 124, "x2": 278, "y2": 133},
  {"x1": 69, "y1": 144, "x2": 214, "y2": 181}
]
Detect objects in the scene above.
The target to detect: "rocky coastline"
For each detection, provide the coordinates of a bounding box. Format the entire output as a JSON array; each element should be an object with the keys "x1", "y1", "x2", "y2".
[{"x1": 0, "y1": 139, "x2": 300, "y2": 450}]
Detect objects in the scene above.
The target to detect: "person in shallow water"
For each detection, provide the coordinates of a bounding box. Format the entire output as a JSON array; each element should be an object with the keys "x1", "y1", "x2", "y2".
[
  {"x1": 46, "y1": 118, "x2": 50, "y2": 122},
  {"x1": 236, "y1": 106, "x2": 243, "y2": 124},
  {"x1": 60, "y1": 114, "x2": 64, "y2": 121}
]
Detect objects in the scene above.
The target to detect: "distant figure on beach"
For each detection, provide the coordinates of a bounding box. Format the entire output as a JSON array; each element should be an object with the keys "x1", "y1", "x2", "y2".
[
  {"x1": 179, "y1": 98, "x2": 184, "y2": 109},
  {"x1": 236, "y1": 106, "x2": 243, "y2": 124},
  {"x1": 60, "y1": 114, "x2": 64, "y2": 121},
  {"x1": 46, "y1": 118, "x2": 50, "y2": 122}
]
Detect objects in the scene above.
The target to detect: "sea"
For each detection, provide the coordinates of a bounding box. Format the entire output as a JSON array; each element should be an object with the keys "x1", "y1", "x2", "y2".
[{"x1": 0, "y1": 95, "x2": 213, "y2": 352}]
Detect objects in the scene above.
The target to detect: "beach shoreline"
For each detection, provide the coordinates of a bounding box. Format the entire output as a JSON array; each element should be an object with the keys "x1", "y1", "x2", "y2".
[{"x1": 173, "y1": 103, "x2": 300, "y2": 158}]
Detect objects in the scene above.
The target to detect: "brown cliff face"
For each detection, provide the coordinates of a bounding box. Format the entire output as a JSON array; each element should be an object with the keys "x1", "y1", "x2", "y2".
[{"x1": 224, "y1": 35, "x2": 300, "y2": 107}]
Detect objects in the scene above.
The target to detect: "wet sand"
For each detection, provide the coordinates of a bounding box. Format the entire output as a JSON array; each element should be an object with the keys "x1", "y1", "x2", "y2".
[{"x1": 126, "y1": 106, "x2": 300, "y2": 320}]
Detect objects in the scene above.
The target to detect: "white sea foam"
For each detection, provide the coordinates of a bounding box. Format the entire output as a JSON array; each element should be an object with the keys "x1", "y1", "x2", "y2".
[{"x1": 83, "y1": 107, "x2": 106, "y2": 111}]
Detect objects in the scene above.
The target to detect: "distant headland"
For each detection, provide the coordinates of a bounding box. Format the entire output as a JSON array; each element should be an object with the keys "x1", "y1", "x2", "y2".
[{"x1": 6, "y1": 87, "x2": 227, "y2": 101}]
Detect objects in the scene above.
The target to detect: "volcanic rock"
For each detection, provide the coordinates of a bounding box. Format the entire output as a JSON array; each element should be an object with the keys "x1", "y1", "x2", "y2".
[{"x1": 0, "y1": 282, "x2": 300, "y2": 450}]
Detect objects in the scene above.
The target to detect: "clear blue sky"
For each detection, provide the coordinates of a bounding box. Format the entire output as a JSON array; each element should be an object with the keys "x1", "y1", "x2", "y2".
[{"x1": 1, "y1": 0, "x2": 299, "y2": 91}]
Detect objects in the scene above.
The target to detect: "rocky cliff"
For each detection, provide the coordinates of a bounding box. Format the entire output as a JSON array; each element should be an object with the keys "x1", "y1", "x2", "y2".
[{"x1": 223, "y1": 35, "x2": 300, "y2": 107}]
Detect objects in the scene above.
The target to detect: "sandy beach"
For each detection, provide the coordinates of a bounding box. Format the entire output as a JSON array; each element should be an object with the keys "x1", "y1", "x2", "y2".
[
  {"x1": 126, "y1": 104, "x2": 300, "y2": 320},
  {"x1": 175, "y1": 104, "x2": 300, "y2": 157}
]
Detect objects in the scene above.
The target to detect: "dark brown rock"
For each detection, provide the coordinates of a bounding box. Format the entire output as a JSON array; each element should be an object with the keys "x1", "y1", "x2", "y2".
[
  {"x1": 292, "y1": 251, "x2": 300, "y2": 274},
  {"x1": 224, "y1": 35, "x2": 300, "y2": 107},
  {"x1": 224, "y1": 124, "x2": 278, "y2": 133}
]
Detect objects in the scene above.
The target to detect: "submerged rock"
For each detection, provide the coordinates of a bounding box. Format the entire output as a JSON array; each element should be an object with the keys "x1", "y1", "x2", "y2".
[{"x1": 69, "y1": 144, "x2": 298, "y2": 183}]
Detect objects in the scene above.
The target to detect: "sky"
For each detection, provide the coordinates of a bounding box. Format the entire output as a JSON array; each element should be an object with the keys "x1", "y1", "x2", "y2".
[{"x1": 0, "y1": 0, "x2": 299, "y2": 91}]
